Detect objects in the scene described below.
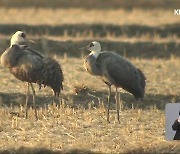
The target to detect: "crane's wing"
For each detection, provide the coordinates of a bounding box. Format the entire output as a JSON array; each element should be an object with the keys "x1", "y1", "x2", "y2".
[
  {"x1": 98, "y1": 52, "x2": 145, "y2": 99},
  {"x1": 19, "y1": 45, "x2": 44, "y2": 58},
  {"x1": 10, "y1": 47, "x2": 44, "y2": 83},
  {"x1": 42, "y1": 57, "x2": 64, "y2": 96},
  {"x1": 2, "y1": 45, "x2": 63, "y2": 96},
  {"x1": 1, "y1": 45, "x2": 22, "y2": 68}
]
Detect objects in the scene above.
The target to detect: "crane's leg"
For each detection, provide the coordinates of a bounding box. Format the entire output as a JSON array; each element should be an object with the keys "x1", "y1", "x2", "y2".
[
  {"x1": 107, "y1": 85, "x2": 111, "y2": 123},
  {"x1": 25, "y1": 83, "x2": 30, "y2": 119},
  {"x1": 30, "y1": 83, "x2": 38, "y2": 120},
  {"x1": 115, "y1": 87, "x2": 120, "y2": 123}
]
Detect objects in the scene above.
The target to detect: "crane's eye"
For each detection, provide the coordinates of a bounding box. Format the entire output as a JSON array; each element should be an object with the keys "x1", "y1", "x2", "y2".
[
  {"x1": 21, "y1": 33, "x2": 26, "y2": 38},
  {"x1": 89, "y1": 43, "x2": 94, "y2": 47}
]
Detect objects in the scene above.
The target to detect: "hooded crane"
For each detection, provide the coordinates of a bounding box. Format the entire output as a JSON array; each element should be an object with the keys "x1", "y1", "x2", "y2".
[
  {"x1": 1, "y1": 31, "x2": 64, "y2": 120},
  {"x1": 81, "y1": 41, "x2": 146, "y2": 123}
]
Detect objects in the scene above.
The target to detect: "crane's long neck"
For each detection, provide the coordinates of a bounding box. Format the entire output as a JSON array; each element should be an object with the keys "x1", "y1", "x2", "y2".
[
  {"x1": 89, "y1": 51, "x2": 100, "y2": 59},
  {"x1": 86, "y1": 53, "x2": 101, "y2": 76},
  {"x1": 10, "y1": 40, "x2": 19, "y2": 47},
  {"x1": 10, "y1": 38, "x2": 25, "y2": 47}
]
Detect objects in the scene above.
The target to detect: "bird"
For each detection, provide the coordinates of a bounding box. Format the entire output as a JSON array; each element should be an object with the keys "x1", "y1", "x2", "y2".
[
  {"x1": 1, "y1": 31, "x2": 64, "y2": 120},
  {"x1": 80, "y1": 41, "x2": 146, "y2": 123}
]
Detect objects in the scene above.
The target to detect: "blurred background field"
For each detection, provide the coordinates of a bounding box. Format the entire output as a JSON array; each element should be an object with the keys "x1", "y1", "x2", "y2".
[
  {"x1": 0, "y1": 0, "x2": 180, "y2": 153},
  {"x1": 0, "y1": 0, "x2": 179, "y2": 9}
]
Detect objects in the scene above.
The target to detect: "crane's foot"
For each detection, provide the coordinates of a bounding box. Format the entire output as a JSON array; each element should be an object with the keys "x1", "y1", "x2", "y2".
[
  {"x1": 30, "y1": 83, "x2": 38, "y2": 121},
  {"x1": 25, "y1": 83, "x2": 30, "y2": 119},
  {"x1": 107, "y1": 116, "x2": 110, "y2": 123},
  {"x1": 117, "y1": 118, "x2": 120, "y2": 124},
  {"x1": 25, "y1": 110, "x2": 28, "y2": 119},
  {"x1": 106, "y1": 85, "x2": 111, "y2": 124},
  {"x1": 107, "y1": 120, "x2": 110, "y2": 123},
  {"x1": 34, "y1": 109, "x2": 38, "y2": 121},
  {"x1": 25, "y1": 102, "x2": 28, "y2": 119},
  {"x1": 115, "y1": 87, "x2": 120, "y2": 124},
  {"x1": 117, "y1": 110, "x2": 120, "y2": 124}
]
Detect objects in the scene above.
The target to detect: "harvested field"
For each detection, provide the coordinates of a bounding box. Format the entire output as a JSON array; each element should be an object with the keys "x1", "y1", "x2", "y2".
[{"x1": 0, "y1": 1, "x2": 180, "y2": 153}]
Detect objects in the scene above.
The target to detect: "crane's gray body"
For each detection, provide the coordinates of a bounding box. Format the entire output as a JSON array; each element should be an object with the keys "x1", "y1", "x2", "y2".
[
  {"x1": 1, "y1": 44, "x2": 63, "y2": 97},
  {"x1": 85, "y1": 51, "x2": 146, "y2": 99}
]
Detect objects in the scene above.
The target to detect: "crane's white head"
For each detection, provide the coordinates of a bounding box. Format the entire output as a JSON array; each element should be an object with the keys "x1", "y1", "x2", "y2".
[
  {"x1": 10, "y1": 31, "x2": 27, "y2": 47},
  {"x1": 88, "y1": 41, "x2": 101, "y2": 52},
  {"x1": 80, "y1": 41, "x2": 101, "y2": 58}
]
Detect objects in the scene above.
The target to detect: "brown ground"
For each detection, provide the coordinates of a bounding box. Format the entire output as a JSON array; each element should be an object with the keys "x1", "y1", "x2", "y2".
[{"x1": 0, "y1": 4, "x2": 180, "y2": 154}]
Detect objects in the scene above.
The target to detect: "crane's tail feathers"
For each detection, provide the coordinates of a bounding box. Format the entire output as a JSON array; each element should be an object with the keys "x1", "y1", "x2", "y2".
[
  {"x1": 136, "y1": 69, "x2": 146, "y2": 99},
  {"x1": 43, "y1": 57, "x2": 64, "y2": 97}
]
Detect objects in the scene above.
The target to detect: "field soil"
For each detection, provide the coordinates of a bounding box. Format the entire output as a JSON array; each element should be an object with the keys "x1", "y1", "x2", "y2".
[{"x1": 0, "y1": 3, "x2": 180, "y2": 154}]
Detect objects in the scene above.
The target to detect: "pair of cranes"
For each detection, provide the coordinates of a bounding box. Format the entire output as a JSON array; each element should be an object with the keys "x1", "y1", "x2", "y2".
[{"x1": 0, "y1": 31, "x2": 146, "y2": 123}]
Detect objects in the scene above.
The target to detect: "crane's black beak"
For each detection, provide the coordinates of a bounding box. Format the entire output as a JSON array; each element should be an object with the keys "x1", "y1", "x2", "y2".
[
  {"x1": 22, "y1": 33, "x2": 36, "y2": 44},
  {"x1": 79, "y1": 45, "x2": 90, "y2": 51},
  {"x1": 179, "y1": 110, "x2": 180, "y2": 116},
  {"x1": 27, "y1": 39, "x2": 36, "y2": 44}
]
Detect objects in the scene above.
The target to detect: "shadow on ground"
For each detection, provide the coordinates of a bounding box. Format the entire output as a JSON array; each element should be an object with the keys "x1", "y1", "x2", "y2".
[
  {"x1": 0, "y1": 23, "x2": 180, "y2": 38},
  {"x1": 125, "y1": 143, "x2": 180, "y2": 154},
  {"x1": 0, "y1": 146, "x2": 99, "y2": 154},
  {"x1": 1, "y1": 144, "x2": 179, "y2": 154},
  {"x1": 68, "y1": 89, "x2": 179, "y2": 110},
  {"x1": 0, "y1": 89, "x2": 179, "y2": 111},
  {"x1": 0, "y1": 0, "x2": 179, "y2": 9},
  {"x1": 0, "y1": 92, "x2": 56, "y2": 108},
  {"x1": 0, "y1": 39, "x2": 180, "y2": 59},
  {"x1": 1, "y1": 23, "x2": 179, "y2": 59}
]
